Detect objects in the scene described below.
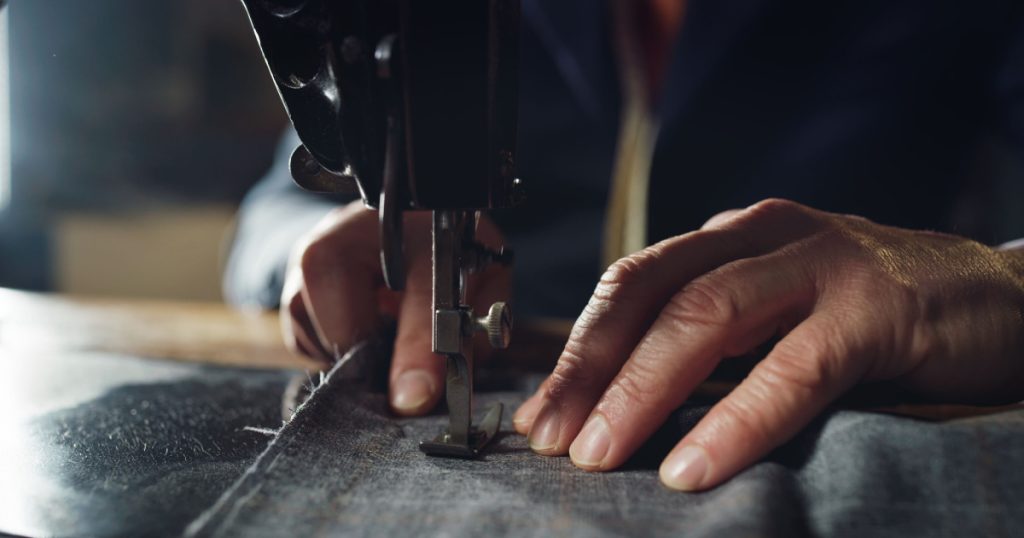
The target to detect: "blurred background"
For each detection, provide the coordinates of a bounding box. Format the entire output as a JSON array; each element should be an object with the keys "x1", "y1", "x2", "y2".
[
  {"x1": 0, "y1": 0, "x2": 287, "y2": 300},
  {"x1": 2, "y1": 1, "x2": 1024, "y2": 304}
]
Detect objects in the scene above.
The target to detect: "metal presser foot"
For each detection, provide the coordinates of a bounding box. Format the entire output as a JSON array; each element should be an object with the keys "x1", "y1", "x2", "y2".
[
  {"x1": 419, "y1": 210, "x2": 513, "y2": 459},
  {"x1": 418, "y1": 354, "x2": 505, "y2": 458}
]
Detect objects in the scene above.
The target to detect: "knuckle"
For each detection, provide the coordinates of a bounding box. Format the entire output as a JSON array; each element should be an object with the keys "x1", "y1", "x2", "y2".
[
  {"x1": 600, "y1": 252, "x2": 650, "y2": 291},
  {"x1": 712, "y1": 395, "x2": 776, "y2": 446},
  {"x1": 764, "y1": 333, "x2": 840, "y2": 394},
  {"x1": 759, "y1": 352, "x2": 826, "y2": 397},
  {"x1": 840, "y1": 213, "x2": 875, "y2": 227},
  {"x1": 663, "y1": 276, "x2": 741, "y2": 328},
  {"x1": 607, "y1": 360, "x2": 663, "y2": 410},
  {"x1": 733, "y1": 198, "x2": 824, "y2": 237},
  {"x1": 545, "y1": 347, "x2": 595, "y2": 399},
  {"x1": 746, "y1": 198, "x2": 802, "y2": 219},
  {"x1": 702, "y1": 209, "x2": 742, "y2": 230},
  {"x1": 575, "y1": 281, "x2": 632, "y2": 332},
  {"x1": 573, "y1": 297, "x2": 607, "y2": 331},
  {"x1": 603, "y1": 246, "x2": 666, "y2": 285},
  {"x1": 588, "y1": 247, "x2": 665, "y2": 314}
]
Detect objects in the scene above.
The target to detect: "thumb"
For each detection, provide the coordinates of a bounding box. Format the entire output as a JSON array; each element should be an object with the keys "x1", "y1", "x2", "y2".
[{"x1": 389, "y1": 212, "x2": 445, "y2": 416}]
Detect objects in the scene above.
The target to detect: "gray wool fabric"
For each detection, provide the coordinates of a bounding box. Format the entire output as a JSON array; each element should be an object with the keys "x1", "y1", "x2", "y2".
[{"x1": 187, "y1": 346, "x2": 1024, "y2": 538}]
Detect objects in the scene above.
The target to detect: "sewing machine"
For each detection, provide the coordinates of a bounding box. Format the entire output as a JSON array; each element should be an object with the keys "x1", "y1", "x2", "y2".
[{"x1": 239, "y1": 0, "x2": 522, "y2": 457}]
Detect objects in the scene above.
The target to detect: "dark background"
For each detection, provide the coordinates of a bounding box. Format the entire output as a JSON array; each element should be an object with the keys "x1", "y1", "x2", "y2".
[
  {"x1": 2, "y1": 1, "x2": 1023, "y2": 301},
  {"x1": 0, "y1": 0, "x2": 287, "y2": 296}
]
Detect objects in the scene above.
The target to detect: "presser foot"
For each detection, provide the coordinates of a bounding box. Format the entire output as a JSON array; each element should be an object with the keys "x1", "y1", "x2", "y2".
[{"x1": 419, "y1": 402, "x2": 504, "y2": 459}]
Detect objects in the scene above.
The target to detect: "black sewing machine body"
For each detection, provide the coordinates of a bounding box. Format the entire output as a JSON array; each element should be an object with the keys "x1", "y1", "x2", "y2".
[
  {"x1": 239, "y1": 0, "x2": 521, "y2": 211},
  {"x1": 240, "y1": 0, "x2": 522, "y2": 458}
]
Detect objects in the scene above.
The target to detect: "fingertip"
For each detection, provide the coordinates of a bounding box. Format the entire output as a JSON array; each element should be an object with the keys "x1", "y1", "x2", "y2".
[
  {"x1": 657, "y1": 314, "x2": 857, "y2": 491},
  {"x1": 659, "y1": 444, "x2": 712, "y2": 492},
  {"x1": 512, "y1": 394, "x2": 544, "y2": 434},
  {"x1": 390, "y1": 369, "x2": 439, "y2": 416},
  {"x1": 526, "y1": 402, "x2": 568, "y2": 455},
  {"x1": 568, "y1": 414, "x2": 612, "y2": 471},
  {"x1": 512, "y1": 417, "x2": 532, "y2": 436}
]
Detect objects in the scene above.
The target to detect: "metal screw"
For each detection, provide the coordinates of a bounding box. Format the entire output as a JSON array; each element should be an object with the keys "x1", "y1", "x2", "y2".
[{"x1": 476, "y1": 302, "x2": 512, "y2": 349}]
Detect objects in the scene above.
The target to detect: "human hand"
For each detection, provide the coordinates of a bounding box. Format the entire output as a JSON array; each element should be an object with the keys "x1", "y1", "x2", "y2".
[
  {"x1": 513, "y1": 198, "x2": 1024, "y2": 491},
  {"x1": 280, "y1": 201, "x2": 509, "y2": 415}
]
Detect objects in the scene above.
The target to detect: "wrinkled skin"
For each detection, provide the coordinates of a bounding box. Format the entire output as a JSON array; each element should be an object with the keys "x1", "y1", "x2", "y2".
[{"x1": 283, "y1": 198, "x2": 1024, "y2": 491}]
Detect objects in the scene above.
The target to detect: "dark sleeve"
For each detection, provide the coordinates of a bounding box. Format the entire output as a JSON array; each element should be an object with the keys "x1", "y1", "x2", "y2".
[{"x1": 223, "y1": 129, "x2": 352, "y2": 308}]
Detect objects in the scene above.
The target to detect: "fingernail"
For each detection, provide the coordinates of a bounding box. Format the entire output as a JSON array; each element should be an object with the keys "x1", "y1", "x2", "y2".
[
  {"x1": 391, "y1": 369, "x2": 435, "y2": 413},
  {"x1": 660, "y1": 445, "x2": 710, "y2": 491},
  {"x1": 569, "y1": 414, "x2": 611, "y2": 469},
  {"x1": 528, "y1": 403, "x2": 561, "y2": 453}
]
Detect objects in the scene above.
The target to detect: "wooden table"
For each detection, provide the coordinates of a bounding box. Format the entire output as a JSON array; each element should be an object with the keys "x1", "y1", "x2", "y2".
[
  {"x1": 0, "y1": 287, "x2": 574, "y2": 371},
  {"x1": 1, "y1": 287, "x2": 1015, "y2": 421},
  {"x1": 0, "y1": 288, "x2": 316, "y2": 370}
]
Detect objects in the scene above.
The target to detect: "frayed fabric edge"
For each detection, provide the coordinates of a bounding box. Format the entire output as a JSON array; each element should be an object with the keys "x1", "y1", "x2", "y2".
[{"x1": 184, "y1": 341, "x2": 377, "y2": 537}]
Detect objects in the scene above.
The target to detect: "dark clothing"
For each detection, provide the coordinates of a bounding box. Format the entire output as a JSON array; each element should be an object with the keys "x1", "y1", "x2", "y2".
[{"x1": 227, "y1": 0, "x2": 1024, "y2": 318}]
